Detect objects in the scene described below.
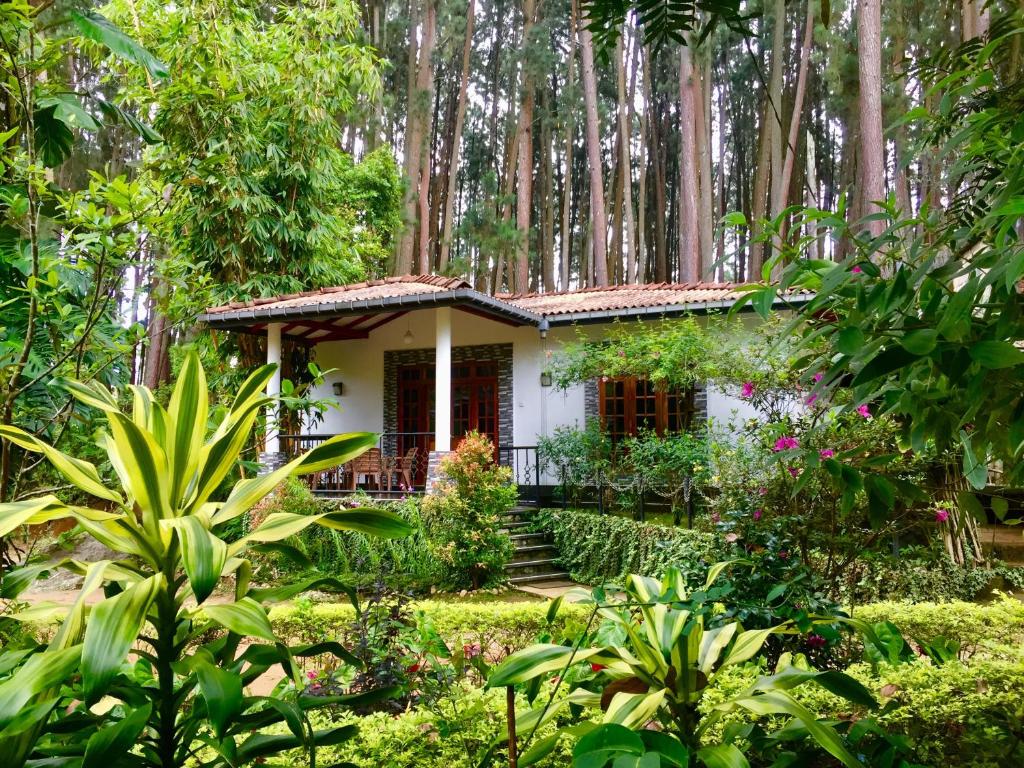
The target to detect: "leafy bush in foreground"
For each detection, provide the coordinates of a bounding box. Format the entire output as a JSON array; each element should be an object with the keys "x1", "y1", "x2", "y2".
[{"x1": 0, "y1": 353, "x2": 412, "y2": 768}]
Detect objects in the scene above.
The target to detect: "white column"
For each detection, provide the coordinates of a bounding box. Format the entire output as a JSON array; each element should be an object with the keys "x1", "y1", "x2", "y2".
[
  {"x1": 434, "y1": 307, "x2": 452, "y2": 452},
  {"x1": 265, "y1": 322, "x2": 282, "y2": 454}
]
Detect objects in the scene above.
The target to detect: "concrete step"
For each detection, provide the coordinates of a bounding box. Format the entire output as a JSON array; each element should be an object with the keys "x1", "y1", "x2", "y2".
[
  {"x1": 509, "y1": 532, "x2": 552, "y2": 548},
  {"x1": 499, "y1": 521, "x2": 532, "y2": 533},
  {"x1": 504, "y1": 557, "x2": 562, "y2": 578},
  {"x1": 510, "y1": 544, "x2": 558, "y2": 562},
  {"x1": 508, "y1": 571, "x2": 572, "y2": 585}
]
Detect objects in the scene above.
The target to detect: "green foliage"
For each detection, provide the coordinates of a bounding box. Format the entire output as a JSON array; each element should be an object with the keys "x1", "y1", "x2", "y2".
[
  {"x1": 0, "y1": 2, "x2": 164, "y2": 504},
  {"x1": 705, "y1": 655, "x2": 1024, "y2": 768},
  {"x1": 0, "y1": 353, "x2": 412, "y2": 768},
  {"x1": 104, "y1": 0, "x2": 397, "y2": 317},
  {"x1": 538, "y1": 419, "x2": 613, "y2": 492},
  {"x1": 287, "y1": 683, "x2": 577, "y2": 768},
  {"x1": 581, "y1": 0, "x2": 749, "y2": 50},
  {"x1": 258, "y1": 479, "x2": 440, "y2": 589},
  {"x1": 488, "y1": 567, "x2": 879, "y2": 767},
  {"x1": 848, "y1": 598, "x2": 1024, "y2": 661},
  {"x1": 550, "y1": 318, "x2": 755, "y2": 393},
  {"x1": 421, "y1": 432, "x2": 516, "y2": 589},
  {"x1": 737, "y1": 15, "x2": 1024, "y2": 498},
  {"x1": 539, "y1": 508, "x2": 722, "y2": 584},
  {"x1": 270, "y1": 599, "x2": 591, "y2": 661}
]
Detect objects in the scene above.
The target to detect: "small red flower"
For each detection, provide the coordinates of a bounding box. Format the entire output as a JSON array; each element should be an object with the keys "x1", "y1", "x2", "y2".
[{"x1": 591, "y1": 663, "x2": 606, "y2": 672}]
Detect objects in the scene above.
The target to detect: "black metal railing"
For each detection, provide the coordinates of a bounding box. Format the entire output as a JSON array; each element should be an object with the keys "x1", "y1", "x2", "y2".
[
  {"x1": 280, "y1": 434, "x2": 542, "y2": 504},
  {"x1": 496, "y1": 445, "x2": 541, "y2": 506},
  {"x1": 281, "y1": 432, "x2": 433, "y2": 497}
]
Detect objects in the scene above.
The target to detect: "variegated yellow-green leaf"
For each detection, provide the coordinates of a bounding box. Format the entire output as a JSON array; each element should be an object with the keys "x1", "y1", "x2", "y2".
[
  {"x1": 169, "y1": 516, "x2": 227, "y2": 603},
  {"x1": 0, "y1": 496, "x2": 73, "y2": 538},
  {"x1": 54, "y1": 377, "x2": 119, "y2": 412},
  {"x1": 189, "y1": 409, "x2": 261, "y2": 512},
  {"x1": 293, "y1": 432, "x2": 379, "y2": 475},
  {"x1": 698, "y1": 623, "x2": 737, "y2": 675},
  {"x1": 697, "y1": 743, "x2": 750, "y2": 768},
  {"x1": 167, "y1": 351, "x2": 208, "y2": 507},
  {"x1": 720, "y1": 627, "x2": 780, "y2": 669},
  {"x1": 227, "y1": 508, "x2": 412, "y2": 556},
  {"x1": 82, "y1": 574, "x2": 163, "y2": 703},
  {"x1": 105, "y1": 412, "x2": 171, "y2": 519},
  {"x1": 194, "y1": 659, "x2": 242, "y2": 739},
  {"x1": 203, "y1": 597, "x2": 275, "y2": 641},
  {"x1": 0, "y1": 646, "x2": 82, "y2": 727},
  {"x1": 729, "y1": 689, "x2": 860, "y2": 768},
  {"x1": 0, "y1": 426, "x2": 121, "y2": 503},
  {"x1": 82, "y1": 701, "x2": 151, "y2": 768},
  {"x1": 487, "y1": 644, "x2": 603, "y2": 687},
  {"x1": 604, "y1": 688, "x2": 667, "y2": 730}
]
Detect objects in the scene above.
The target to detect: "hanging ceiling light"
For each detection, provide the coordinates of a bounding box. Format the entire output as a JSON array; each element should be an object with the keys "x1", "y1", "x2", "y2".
[{"x1": 403, "y1": 326, "x2": 414, "y2": 345}]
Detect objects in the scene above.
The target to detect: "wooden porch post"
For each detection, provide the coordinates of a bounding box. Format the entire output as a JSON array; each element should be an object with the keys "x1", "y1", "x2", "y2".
[
  {"x1": 435, "y1": 307, "x2": 452, "y2": 453},
  {"x1": 265, "y1": 322, "x2": 282, "y2": 455}
]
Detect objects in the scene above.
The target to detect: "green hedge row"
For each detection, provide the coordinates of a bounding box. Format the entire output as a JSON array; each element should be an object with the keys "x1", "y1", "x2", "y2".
[
  {"x1": 270, "y1": 596, "x2": 1024, "y2": 664},
  {"x1": 703, "y1": 654, "x2": 1024, "y2": 768},
  {"x1": 538, "y1": 508, "x2": 722, "y2": 584},
  {"x1": 269, "y1": 599, "x2": 592, "y2": 657},
  {"x1": 541, "y1": 507, "x2": 1024, "y2": 603}
]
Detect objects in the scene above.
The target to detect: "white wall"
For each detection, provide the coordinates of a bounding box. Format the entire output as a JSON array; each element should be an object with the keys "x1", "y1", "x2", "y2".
[{"x1": 304, "y1": 309, "x2": 757, "y2": 446}]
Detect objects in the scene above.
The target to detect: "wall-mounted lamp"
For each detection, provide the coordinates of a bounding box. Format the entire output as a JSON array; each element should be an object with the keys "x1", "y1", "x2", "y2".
[
  {"x1": 332, "y1": 381, "x2": 345, "y2": 396},
  {"x1": 540, "y1": 371, "x2": 552, "y2": 387},
  {"x1": 538, "y1": 317, "x2": 550, "y2": 340}
]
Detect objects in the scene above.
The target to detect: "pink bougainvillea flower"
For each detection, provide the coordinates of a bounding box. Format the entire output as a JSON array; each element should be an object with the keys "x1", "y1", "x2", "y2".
[
  {"x1": 857, "y1": 404, "x2": 872, "y2": 419},
  {"x1": 805, "y1": 393, "x2": 818, "y2": 406},
  {"x1": 788, "y1": 467, "x2": 800, "y2": 478},
  {"x1": 935, "y1": 509, "x2": 950, "y2": 523},
  {"x1": 758, "y1": 486, "x2": 768, "y2": 496},
  {"x1": 307, "y1": 671, "x2": 318, "y2": 680},
  {"x1": 813, "y1": 372, "x2": 824, "y2": 383},
  {"x1": 753, "y1": 509, "x2": 763, "y2": 521},
  {"x1": 779, "y1": 550, "x2": 790, "y2": 560},
  {"x1": 851, "y1": 265, "x2": 863, "y2": 274},
  {"x1": 806, "y1": 634, "x2": 827, "y2": 649},
  {"x1": 820, "y1": 449, "x2": 835, "y2": 459},
  {"x1": 773, "y1": 436, "x2": 799, "y2": 452},
  {"x1": 741, "y1": 381, "x2": 755, "y2": 399}
]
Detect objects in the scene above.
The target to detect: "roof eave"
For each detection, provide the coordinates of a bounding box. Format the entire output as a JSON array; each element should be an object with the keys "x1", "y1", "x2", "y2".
[
  {"x1": 539, "y1": 292, "x2": 815, "y2": 326},
  {"x1": 197, "y1": 287, "x2": 543, "y2": 330}
]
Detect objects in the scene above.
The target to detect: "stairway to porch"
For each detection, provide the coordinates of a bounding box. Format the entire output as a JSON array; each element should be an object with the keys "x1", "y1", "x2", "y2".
[{"x1": 500, "y1": 506, "x2": 571, "y2": 586}]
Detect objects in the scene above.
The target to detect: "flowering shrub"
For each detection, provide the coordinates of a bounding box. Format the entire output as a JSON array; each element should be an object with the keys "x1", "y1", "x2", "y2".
[{"x1": 421, "y1": 432, "x2": 516, "y2": 589}]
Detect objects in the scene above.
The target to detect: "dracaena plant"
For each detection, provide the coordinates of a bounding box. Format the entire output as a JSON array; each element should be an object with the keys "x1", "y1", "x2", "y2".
[
  {"x1": 0, "y1": 352, "x2": 413, "y2": 768},
  {"x1": 487, "y1": 565, "x2": 879, "y2": 768}
]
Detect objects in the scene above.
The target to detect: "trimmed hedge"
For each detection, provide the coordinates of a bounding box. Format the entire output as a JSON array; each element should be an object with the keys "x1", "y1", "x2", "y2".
[
  {"x1": 538, "y1": 508, "x2": 722, "y2": 584},
  {"x1": 703, "y1": 656, "x2": 1024, "y2": 768},
  {"x1": 270, "y1": 599, "x2": 591, "y2": 659},
  {"x1": 850, "y1": 597, "x2": 1024, "y2": 659}
]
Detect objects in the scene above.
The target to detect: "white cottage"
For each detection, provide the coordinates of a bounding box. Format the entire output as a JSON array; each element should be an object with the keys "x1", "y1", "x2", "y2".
[{"x1": 199, "y1": 276, "x2": 805, "y2": 500}]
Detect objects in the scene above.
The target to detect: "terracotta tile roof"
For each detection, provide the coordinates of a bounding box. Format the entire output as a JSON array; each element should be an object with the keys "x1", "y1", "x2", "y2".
[
  {"x1": 202, "y1": 275, "x2": 471, "y2": 315},
  {"x1": 499, "y1": 282, "x2": 792, "y2": 316}
]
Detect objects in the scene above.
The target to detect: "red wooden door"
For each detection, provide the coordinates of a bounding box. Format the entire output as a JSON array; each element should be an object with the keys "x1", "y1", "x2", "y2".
[{"x1": 398, "y1": 361, "x2": 499, "y2": 459}]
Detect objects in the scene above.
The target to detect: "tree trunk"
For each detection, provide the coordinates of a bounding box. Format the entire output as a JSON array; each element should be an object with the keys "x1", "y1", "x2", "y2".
[
  {"x1": 415, "y1": 0, "x2": 437, "y2": 275},
  {"x1": 439, "y1": 0, "x2": 475, "y2": 273},
  {"x1": 578, "y1": 2, "x2": 608, "y2": 286},
  {"x1": 693, "y1": 49, "x2": 714, "y2": 279},
  {"x1": 616, "y1": 34, "x2": 637, "y2": 284},
  {"x1": 636, "y1": 40, "x2": 649, "y2": 284},
  {"x1": 857, "y1": 0, "x2": 885, "y2": 238},
  {"x1": 515, "y1": 0, "x2": 537, "y2": 292},
  {"x1": 396, "y1": 1, "x2": 423, "y2": 275},
  {"x1": 778, "y1": 0, "x2": 815, "y2": 228},
  {"x1": 767, "y1": 0, "x2": 786, "y2": 222},
  {"x1": 677, "y1": 44, "x2": 700, "y2": 282}
]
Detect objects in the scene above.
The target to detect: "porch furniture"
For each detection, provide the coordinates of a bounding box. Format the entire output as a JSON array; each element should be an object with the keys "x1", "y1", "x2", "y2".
[
  {"x1": 348, "y1": 448, "x2": 384, "y2": 490},
  {"x1": 395, "y1": 446, "x2": 419, "y2": 491}
]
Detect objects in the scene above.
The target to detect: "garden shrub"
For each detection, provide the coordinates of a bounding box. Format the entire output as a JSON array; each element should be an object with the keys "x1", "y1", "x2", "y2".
[
  {"x1": 270, "y1": 598, "x2": 590, "y2": 660},
  {"x1": 292, "y1": 684, "x2": 577, "y2": 768},
  {"x1": 253, "y1": 479, "x2": 440, "y2": 589},
  {"x1": 421, "y1": 432, "x2": 516, "y2": 589},
  {"x1": 848, "y1": 597, "x2": 1024, "y2": 660},
  {"x1": 702, "y1": 655, "x2": 1024, "y2": 768},
  {"x1": 538, "y1": 507, "x2": 722, "y2": 583}
]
